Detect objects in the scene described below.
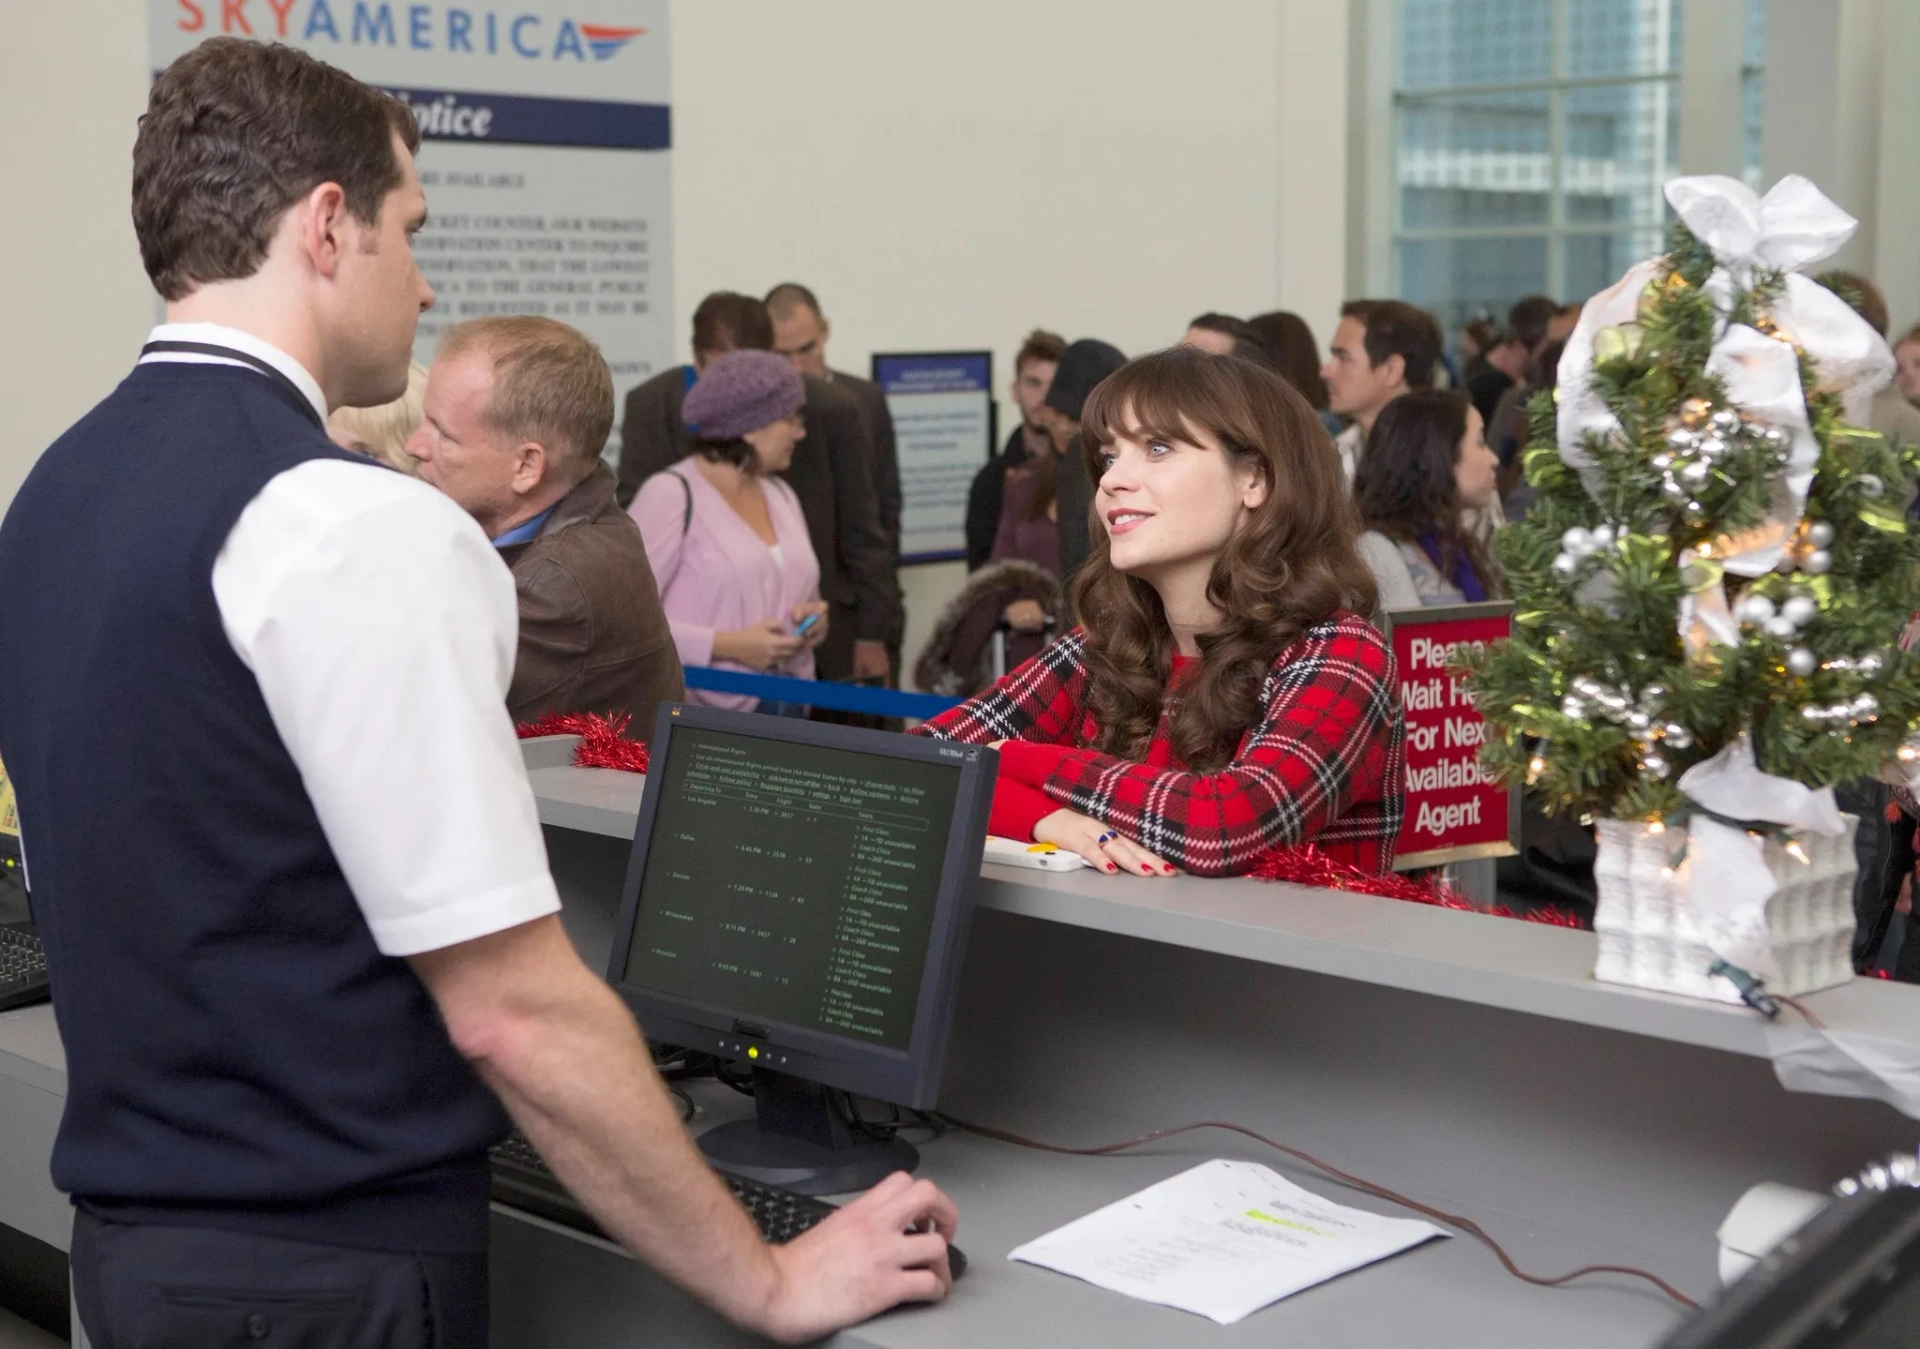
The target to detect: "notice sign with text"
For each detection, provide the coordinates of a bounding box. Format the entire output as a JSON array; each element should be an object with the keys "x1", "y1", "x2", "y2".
[
  {"x1": 873, "y1": 352, "x2": 995, "y2": 564},
  {"x1": 150, "y1": 0, "x2": 671, "y2": 463},
  {"x1": 1382, "y1": 602, "x2": 1518, "y2": 870}
]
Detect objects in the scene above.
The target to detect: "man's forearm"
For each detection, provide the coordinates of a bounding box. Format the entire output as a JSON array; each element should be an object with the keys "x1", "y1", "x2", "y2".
[{"x1": 415, "y1": 920, "x2": 783, "y2": 1330}]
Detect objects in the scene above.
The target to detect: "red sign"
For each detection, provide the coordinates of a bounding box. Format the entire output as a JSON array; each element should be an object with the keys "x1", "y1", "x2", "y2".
[{"x1": 1383, "y1": 602, "x2": 1517, "y2": 870}]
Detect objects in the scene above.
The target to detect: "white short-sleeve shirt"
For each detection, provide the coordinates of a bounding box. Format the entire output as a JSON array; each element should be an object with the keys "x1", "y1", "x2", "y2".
[{"x1": 141, "y1": 323, "x2": 561, "y2": 956}]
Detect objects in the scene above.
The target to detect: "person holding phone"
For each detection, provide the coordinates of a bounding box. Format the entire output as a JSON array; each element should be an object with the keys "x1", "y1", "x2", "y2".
[{"x1": 630, "y1": 351, "x2": 830, "y2": 713}]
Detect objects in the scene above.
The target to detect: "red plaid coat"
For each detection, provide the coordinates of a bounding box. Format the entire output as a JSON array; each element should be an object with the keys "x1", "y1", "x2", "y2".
[{"x1": 917, "y1": 613, "x2": 1405, "y2": 876}]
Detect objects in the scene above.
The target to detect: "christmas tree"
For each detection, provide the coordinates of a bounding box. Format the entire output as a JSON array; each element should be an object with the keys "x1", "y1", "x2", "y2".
[{"x1": 1467, "y1": 176, "x2": 1920, "y2": 828}]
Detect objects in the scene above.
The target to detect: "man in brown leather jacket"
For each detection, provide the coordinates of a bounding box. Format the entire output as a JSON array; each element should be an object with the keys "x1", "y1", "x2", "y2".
[{"x1": 410, "y1": 316, "x2": 684, "y2": 743}]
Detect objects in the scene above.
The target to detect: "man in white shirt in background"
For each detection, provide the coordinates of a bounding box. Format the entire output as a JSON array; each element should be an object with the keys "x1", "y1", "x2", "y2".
[
  {"x1": 0, "y1": 37, "x2": 953, "y2": 1348},
  {"x1": 1325, "y1": 298, "x2": 1505, "y2": 543}
]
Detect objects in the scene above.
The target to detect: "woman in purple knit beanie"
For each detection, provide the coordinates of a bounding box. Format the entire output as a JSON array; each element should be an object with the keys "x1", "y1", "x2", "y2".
[{"x1": 627, "y1": 351, "x2": 829, "y2": 712}]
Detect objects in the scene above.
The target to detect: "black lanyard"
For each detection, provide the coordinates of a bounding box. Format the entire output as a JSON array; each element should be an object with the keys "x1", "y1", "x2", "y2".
[{"x1": 140, "y1": 341, "x2": 326, "y2": 432}]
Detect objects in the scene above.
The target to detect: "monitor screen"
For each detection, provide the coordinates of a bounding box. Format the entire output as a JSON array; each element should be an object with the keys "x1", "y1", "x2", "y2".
[{"x1": 619, "y1": 725, "x2": 961, "y2": 1052}]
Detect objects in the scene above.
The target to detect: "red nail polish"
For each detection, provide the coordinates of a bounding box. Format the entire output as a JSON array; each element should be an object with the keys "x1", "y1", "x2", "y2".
[
  {"x1": 1163, "y1": 864, "x2": 1175, "y2": 874},
  {"x1": 1105, "y1": 862, "x2": 1117, "y2": 873}
]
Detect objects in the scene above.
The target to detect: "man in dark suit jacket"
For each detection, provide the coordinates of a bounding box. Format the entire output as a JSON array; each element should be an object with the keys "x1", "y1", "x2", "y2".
[
  {"x1": 766, "y1": 283, "x2": 902, "y2": 566},
  {"x1": 618, "y1": 292, "x2": 900, "y2": 685}
]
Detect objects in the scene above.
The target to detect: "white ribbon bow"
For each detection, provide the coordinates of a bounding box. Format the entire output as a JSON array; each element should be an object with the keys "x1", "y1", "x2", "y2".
[
  {"x1": 1556, "y1": 175, "x2": 1896, "y2": 630},
  {"x1": 1677, "y1": 735, "x2": 1847, "y2": 982},
  {"x1": 1667, "y1": 174, "x2": 1894, "y2": 430}
]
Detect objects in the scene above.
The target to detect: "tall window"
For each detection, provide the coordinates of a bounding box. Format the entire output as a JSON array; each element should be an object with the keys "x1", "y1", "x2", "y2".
[
  {"x1": 1741, "y1": 0, "x2": 1765, "y2": 189},
  {"x1": 1394, "y1": 0, "x2": 1682, "y2": 336}
]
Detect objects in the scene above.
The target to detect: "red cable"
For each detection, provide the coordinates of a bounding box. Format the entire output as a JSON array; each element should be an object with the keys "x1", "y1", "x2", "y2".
[{"x1": 937, "y1": 1114, "x2": 1700, "y2": 1311}]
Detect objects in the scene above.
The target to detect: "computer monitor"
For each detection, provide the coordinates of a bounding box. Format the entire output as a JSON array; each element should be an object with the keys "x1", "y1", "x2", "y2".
[
  {"x1": 606, "y1": 704, "x2": 996, "y2": 1194},
  {"x1": 1662, "y1": 1184, "x2": 1920, "y2": 1349}
]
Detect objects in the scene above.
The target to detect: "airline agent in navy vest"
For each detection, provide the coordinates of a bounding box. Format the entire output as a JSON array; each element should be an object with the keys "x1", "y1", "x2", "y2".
[{"x1": 0, "y1": 38, "x2": 956, "y2": 1348}]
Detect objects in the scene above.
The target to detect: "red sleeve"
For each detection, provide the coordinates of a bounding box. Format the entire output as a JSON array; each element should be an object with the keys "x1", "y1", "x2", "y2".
[
  {"x1": 1022, "y1": 618, "x2": 1403, "y2": 877},
  {"x1": 988, "y1": 775, "x2": 1059, "y2": 841},
  {"x1": 996, "y1": 739, "x2": 1077, "y2": 789},
  {"x1": 912, "y1": 631, "x2": 1091, "y2": 748}
]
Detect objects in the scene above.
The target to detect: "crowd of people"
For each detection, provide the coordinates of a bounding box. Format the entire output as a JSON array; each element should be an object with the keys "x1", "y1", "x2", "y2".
[
  {"x1": 313, "y1": 212, "x2": 1920, "y2": 924},
  {"x1": 343, "y1": 266, "x2": 1920, "y2": 952},
  {"x1": 22, "y1": 38, "x2": 1920, "y2": 1347}
]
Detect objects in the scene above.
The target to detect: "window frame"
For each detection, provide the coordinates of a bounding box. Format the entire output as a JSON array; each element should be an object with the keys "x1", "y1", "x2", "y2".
[{"x1": 1384, "y1": 0, "x2": 1683, "y2": 315}]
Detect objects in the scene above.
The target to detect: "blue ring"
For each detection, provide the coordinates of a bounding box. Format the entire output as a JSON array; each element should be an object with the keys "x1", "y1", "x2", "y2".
[{"x1": 1096, "y1": 831, "x2": 1119, "y2": 844}]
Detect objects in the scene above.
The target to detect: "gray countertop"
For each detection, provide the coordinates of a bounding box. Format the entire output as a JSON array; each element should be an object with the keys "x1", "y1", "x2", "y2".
[{"x1": 524, "y1": 748, "x2": 1920, "y2": 1066}]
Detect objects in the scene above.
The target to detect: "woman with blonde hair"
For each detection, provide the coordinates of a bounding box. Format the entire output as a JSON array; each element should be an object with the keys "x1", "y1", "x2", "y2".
[
  {"x1": 326, "y1": 361, "x2": 427, "y2": 474},
  {"x1": 917, "y1": 346, "x2": 1403, "y2": 877}
]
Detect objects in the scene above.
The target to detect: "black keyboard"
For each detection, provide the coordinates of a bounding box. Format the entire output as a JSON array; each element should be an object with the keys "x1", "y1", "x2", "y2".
[
  {"x1": 491, "y1": 1128, "x2": 835, "y2": 1245},
  {"x1": 488, "y1": 1130, "x2": 965, "y2": 1275},
  {"x1": 0, "y1": 925, "x2": 50, "y2": 1013}
]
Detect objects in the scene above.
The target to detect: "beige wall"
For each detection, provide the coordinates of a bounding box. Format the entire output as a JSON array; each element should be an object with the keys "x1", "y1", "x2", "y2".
[
  {"x1": 0, "y1": 0, "x2": 1348, "y2": 674},
  {"x1": 670, "y1": 0, "x2": 1344, "y2": 408},
  {"x1": 0, "y1": 0, "x2": 154, "y2": 508}
]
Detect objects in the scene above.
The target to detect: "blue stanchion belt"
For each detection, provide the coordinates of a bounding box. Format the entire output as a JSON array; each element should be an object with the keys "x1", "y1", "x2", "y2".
[{"x1": 681, "y1": 667, "x2": 961, "y2": 721}]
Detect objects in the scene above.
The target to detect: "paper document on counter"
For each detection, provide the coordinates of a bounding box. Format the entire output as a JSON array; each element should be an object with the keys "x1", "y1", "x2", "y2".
[{"x1": 1008, "y1": 1159, "x2": 1446, "y2": 1324}]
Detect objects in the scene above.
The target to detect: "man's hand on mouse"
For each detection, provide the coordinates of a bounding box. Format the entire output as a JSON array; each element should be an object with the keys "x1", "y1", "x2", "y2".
[{"x1": 752, "y1": 1171, "x2": 959, "y2": 1343}]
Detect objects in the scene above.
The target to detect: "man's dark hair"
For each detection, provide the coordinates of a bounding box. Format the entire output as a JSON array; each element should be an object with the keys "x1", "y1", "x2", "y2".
[
  {"x1": 691, "y1": 292, "x2": 774, "y2": 359},
  {"x1": 1015, "y1": 328, "x2": 1068, "y2": 373},
  {"x1": 1505, "y1": 294, "x2": 1560, "y2": 352},
  {"x1": 1188, "y1": 313, "x2": 1276, "y2": 367},
  {"x1": 1815, "y1": 270, "x2": 1890, "y2": 338},
  {"x1": 764, "y1": 282, "x2": 824, "y2": 321},
  {"x1": 133, "y1": 39, "x2": 420, "y2": 303},
  {"x1": 1339, "y1": 300, "x2": 1444, "y2": 389}
]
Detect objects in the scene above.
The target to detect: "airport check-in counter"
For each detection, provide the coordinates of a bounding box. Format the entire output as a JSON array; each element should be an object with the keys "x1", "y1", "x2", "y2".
[{"x1": 3, "y1": 735, "x2": 1919, "y2": 1347}]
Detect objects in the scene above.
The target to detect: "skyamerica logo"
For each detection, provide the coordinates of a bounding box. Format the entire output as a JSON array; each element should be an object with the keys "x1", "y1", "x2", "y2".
[{"x1": 175, "y1": 2, "x2": 649, "y2": 61}]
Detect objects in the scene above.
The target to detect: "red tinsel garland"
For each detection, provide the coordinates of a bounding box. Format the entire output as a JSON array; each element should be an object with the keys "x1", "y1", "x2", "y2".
[
  {"x1": 512, "y1": 716, "x2": 1582, "y2": 928},
  {"x1": 1245, "y1": 844, "x2": 1587, "y2": 928},
  {"x1": 514, "y1": 711, "x2": 650, "y2": 774}
]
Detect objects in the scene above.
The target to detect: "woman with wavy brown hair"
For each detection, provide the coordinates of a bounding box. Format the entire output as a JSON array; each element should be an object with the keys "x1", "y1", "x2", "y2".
[{"x1": 916, "y1": 346, "x2": 1405, "y2": 877}]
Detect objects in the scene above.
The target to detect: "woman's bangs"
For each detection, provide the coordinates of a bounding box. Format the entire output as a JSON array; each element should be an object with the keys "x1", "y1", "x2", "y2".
[{"x1": 1081, "y1": 356, "x2": 1235, "y2": 467}]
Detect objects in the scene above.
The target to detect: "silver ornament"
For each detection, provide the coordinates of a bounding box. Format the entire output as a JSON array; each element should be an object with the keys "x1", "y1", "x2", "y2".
[
  {"x1": 1860, "y1": 474, "x2": 1885, "y2": 499},
  {"x1": 1853, "y1": 694, "x2": 1880, "y2": 720},
  {"x1": 1642, "y1": 753, "x2": 1670, "y2": 780},
  {"x1": 1709, "y1": 409, "x2": 1741, "y2": 432},
  {"x1": 1643, "y1": 683, "x2": 1667, "y2": 702},
  {"x1": 1802, "y1": 705, "x2": 1826, "y2": 722},
  {"x1": 1860, "y1": 653, "x2": 1886, "y2": 676},
  {"x1": 1807, "y1": 521, "x2": 1836, "y2": 548},
  {"x1": 1561, "y1": 694, "x2": 1586, "y2": 718},
  {"x1": 1552, "y1": 552, "x2": 1577, "y2": 577},
  {"x1": 1762, "y1": 425, "x2": 1788, "y2": 446},
  {"x1": 1684, "y1": 500, "x2": 1708, "y2": 521},
  {"x1": 1682, "y1": 459, "x2": 1711, "y2": 486},
  {"x1": 1561, "y1": 526, "x2": 1593, "y2": 555},
  {"x1": 1664, "y1": 724, "x2": 1693, "y2": 749},
  {"x1": 1626, "y1": 710, "x2": 1652, "y2": 731},
  {"x1": 1765, "y1": 616, "x2": 1797, "y2": 639},
  {"x1": 1735, "y1": 594, "x2": 1777, "y2": 624},
  {"x1": 1666, "y1": 428, "x2": 1698, "y2": 451},
  {"x1": 1787, "y1": 647, "x2": 1817, "y2": 676},
  {"x1": 1663, "y1": 476, "x2": 1688, "y2": 500},
  {"x1": 1652, "y1": 452, "x2": 1675, "y2": 470},
  {"x1": 1698, "y1": 435, "x2": 1729, "y2": 460},
  {"x1": 1591, "y1": 524, "x2": 1617, "y2": 550},
  {"x1": 1782, "y1": 595, "x2": 1818, "y2": 626},
  {"x1": 1803, "y1": 549, "x2": 1834, "y2": 576}
]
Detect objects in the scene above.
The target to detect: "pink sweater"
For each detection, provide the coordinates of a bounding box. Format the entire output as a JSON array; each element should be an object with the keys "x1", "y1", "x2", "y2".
[{"x1": 629, "y1": 459, "x2": 822, "y2": 710}]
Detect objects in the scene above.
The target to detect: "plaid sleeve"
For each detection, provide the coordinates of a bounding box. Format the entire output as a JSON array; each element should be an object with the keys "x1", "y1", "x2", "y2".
[
  {"x1": 1027, "y1": 617, "x2": 1403, "y2": 877},
  {"x1": 913, "y1": 630, "x2": 1092, "y2": 747}
]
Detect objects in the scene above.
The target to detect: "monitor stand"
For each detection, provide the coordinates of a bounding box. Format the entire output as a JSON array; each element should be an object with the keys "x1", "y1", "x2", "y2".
[{"x1": 697, "y1": 1068, "x2": 920, "y2": 1197}]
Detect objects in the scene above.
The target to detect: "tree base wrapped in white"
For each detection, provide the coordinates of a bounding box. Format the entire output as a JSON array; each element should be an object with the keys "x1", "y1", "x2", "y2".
[{"x1": 1592, "y1": 817, "x2": 1858, "y2": 1002}]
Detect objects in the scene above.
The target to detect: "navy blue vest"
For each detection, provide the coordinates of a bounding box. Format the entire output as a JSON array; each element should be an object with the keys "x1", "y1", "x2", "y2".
[{"x1": 0, "y1": 362, "x2": 502, "y2": 1252}]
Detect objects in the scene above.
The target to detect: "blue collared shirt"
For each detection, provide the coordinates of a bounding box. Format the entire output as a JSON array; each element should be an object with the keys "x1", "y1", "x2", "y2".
[{"x1": 492, "y1": 506, "x2": 555, "y2": 548}]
